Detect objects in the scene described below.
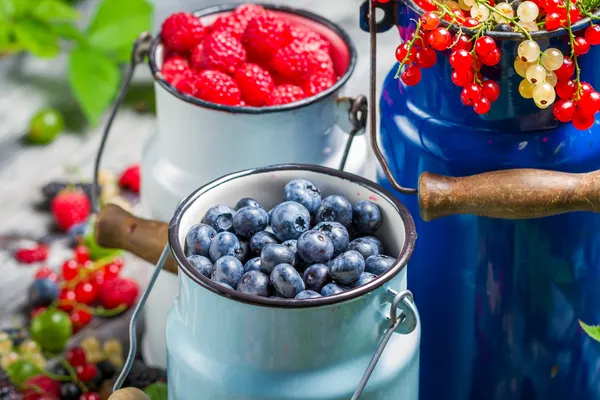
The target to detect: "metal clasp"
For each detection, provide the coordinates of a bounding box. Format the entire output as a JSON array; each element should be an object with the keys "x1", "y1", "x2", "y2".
[
  {"x1": 351, "y1": 290, "x2": 417, "y2": 399},
  {"x1": 337, "y1": 95, "x2": 368, "y2": 171}
]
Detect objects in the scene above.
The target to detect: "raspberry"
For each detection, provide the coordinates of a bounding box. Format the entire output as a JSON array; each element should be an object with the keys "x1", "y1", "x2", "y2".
[
  {"x1": 288, "y1": 24, "x2": 331, "y2": 53},
  {"x1": 195, "y1": 30, "x2": 246, "y2": 75},
  {"x1": 267, "y1": 84, "x2": 306, "y2": 106},
  {"x1": 23, "y1": 375, "x2": 60, "y2": 397},
  {"x1": 234, "y1": 63, "x2": 275, "y2": 106},
  {"x1": 14, "y1": 244, "x2": 49, "y2": 264},
  {"x1": 98, "y1": 278, "x2": 140, "y2": 310},
  {"x1": 304, "y1": 73, "x2": 336, "y2": 96},
  {"x1": 161, "y1": 56, "x2": 190, "y2": 82},
  {"x1": 161, "y1": 12, "x2": 206, "y2": 53},
  {"x1": 271, "y1": 40, "x2": 334, "y2": 83},
  {"x1": 242, "y1": 13, "x2": 290, "y2": 60},
  {"x1": 172, "y1": 69, "x2": 199, "y2": 96},
  {"x1": 234, "y1": 4, "x2": 268, "y2": 22},
  {"x1": 195, "y1": 70, "x2": 242, "y2": 106},
  {"x1": 51, "y1": 189, "x2": 91, "y2": 231},
  {"x1": 190, "y1": 43, "x2": 204, "y2": 71},
  {"x1": 118, "y1": 164, "x2": 140, "y2": 193},
  {"x1": 211, "y1": 14, "x2": 248, "y2": 38}
]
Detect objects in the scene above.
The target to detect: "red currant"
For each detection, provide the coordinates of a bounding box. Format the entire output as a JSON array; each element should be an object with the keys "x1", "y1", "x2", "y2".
[
  {"x1": 578, "y1": 91, "x2": 600, "y2": 115},
  {"x1": 543, "y1": 0, "x2": 561, "y2": 12},
  {"x1": 80, "y1": 393, "x2": 101, "y2": 400},
  {"x1": 581, "y1": 82, "x2": 594, "y2": 95},
  {"x1": 58, "y1": 289, "x2": 77, "y2": 312},
  {"x1": 545, "y1": 12, "x2": 561, "y2": 30},
  {"x1": 449, "y1": 49, "x2": 473, "y2": 70},
  {"x1": 377, "y1": 0, "x2": 391, "y2": 2},
  {"x1": 585, "y1": 25, "x2": 600, "y2": 45},
  {"x1": 66, "y1": 346, "x2": 87, "y2": 367},
  {"x1": 473, "y1": 98, "x2": 491, "y2": 114},
  {"x1": 74, "y1": 282, "x2": 97, "y2": 305},
  {"x1": 554, "y1": 57, "x2": 574, "y2": 81},
  {"x1": 62, "y1": 260, "x2": 79, "y2": 281},
  {"x1": 416, "y1": 47, "x2": 437, "y2": 68},
  {"x1": 556, "y1": 80, "x2": 576, "y2": 99},
  {"x1": 112, "y1": 256, "x2": 125, "y2": 270},
  {"x1": 568, "y1": 5, "x2": 581, "y2": 22},
  {"x1": 70, "y1": 309, "x2": 92, "y2": 332},
  {"x1": 451, "y1": 35, "x2": 473, "y2": 51},
  {"x1": 74, "y1": 245, "x2": 90, "y2": 264},
  {"x1": 31, "y1": 306, "x2": 47, "y2": 319},
  {"x1": 35, "y1": 266, "x2": 57, "y2": 281},
  {"x1": 76, "y1": 364, "x2": 98, "y2": 382},
  {"x1": 463, "y1": 17, "x2": 480, "y2": 28},
  {"x1": 395, "y1": 43, "x2": 417, "y2": 63},
  {"x1": 421, "y1": 12, "x2": 440, "y2": 30},
  {"x1": 415, "y1": 0, "x2": 438, "y2": 11},
  {"x1": 552, "y1": 99, "x2": 576, "y2": 122},
  {"x1": 105, "y1": 263, "x2": 121, "y2": 279},
  {"x1": 451, "y1": 69, "x2": 474, "y2": 87},
  {"x1": 574, "y1": 37, "x2": 590, "y2": 55},
  {"x1": 401, "y1": 65, "x2": 422, "y2": 86},
  {"x1": 572, "y1": 107, "x2": 596, "y2": 130},
  {"x1": 475, "y1": 36, "x2": 496, "y2": 57},
  {"x1": 428, "y1": 27, "x2": 452, "y2": 51},
  {"x1": 482, "y1": 80, "x2": 501, "y2": 102},
  {"x1": 481, "y1": 48, "x2": 501, "y2": 66},
  {"x1": 461, "y1": 84, "x2": 482, "y2": 106}
]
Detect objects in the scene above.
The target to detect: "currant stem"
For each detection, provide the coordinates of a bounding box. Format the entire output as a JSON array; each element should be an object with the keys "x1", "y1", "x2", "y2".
[
  {"x1": 394, "y1": 19, "x2": 423, "y2": 78},
  {"x1": 566, "y1": 0, "x2": 582, "y2": 98},
  {"x1": 476, "y1": 0, "x2": 533, "y2": 40}
]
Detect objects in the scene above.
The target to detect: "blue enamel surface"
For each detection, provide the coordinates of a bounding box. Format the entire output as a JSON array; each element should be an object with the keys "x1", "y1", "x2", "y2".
[{"x1": 379, "y1": 4, "x2": 600, "y2": 400}]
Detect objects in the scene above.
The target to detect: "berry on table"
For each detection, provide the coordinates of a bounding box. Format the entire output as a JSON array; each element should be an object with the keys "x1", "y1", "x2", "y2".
[
  {"x1": 14, "y1": 245, "x2": 49, "y2": 264},
  {"x1": 118, "y1": 164, "x2": 140, "y2": 193},
  {"x1": 30, "y1": 309, "x2": 72, "y2": 353},
  {"x1": 28, "y1": 279, "x2": 59, "y2": 308},
  {"x1": 70, "y1": 309, "x2": 92, "y2": 332},
  {"x1": 98, "y1": 278, "x2": 139, "y2": 310},
  {"x1": 161, "y1": 12, "x2": 206, "y2": 54},
  {"x1": 51, "y1": 189, "x2": 91, "y2": 232},
  {"x1": 66, "y1": 346, "x2": 87, "y2": 367},
  {"x1": 74, "y1": 282, "x2": 97, "y2": 305},
  {"x1": 27, "y1": 108, "x2": 65, "y2": 144},
  {"x1": 34, "y1": 266, "x2": 57, "y2": 281}
]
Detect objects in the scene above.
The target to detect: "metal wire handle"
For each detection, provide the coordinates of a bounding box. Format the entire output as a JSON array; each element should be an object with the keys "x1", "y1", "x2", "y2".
[
  {"x1": 339, "y1": 95, "x2": 368, "y2": 171},
  {"x1": 351, "y1": 290, "x2": 417, "y2": 399},
  {"x1": 367, "y1": 0, "x2": 418, "y2": 195}
]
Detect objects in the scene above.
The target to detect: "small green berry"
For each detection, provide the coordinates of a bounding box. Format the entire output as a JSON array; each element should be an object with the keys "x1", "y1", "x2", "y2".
[
  {"x1": 30, "y1": 309, "x2": 72, "y2": 353},
  {"x1": 6, "y1": 359, "x2": 41, "y2": 388},
  {"x1": 27, "y1": 108, "x2": 65, "y2": 144}
]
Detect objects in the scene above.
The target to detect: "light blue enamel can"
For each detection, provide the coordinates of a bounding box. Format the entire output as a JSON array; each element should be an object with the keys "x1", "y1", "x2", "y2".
[{"x1": 115, "y1": 164, "x2": 421, "y2": 400}]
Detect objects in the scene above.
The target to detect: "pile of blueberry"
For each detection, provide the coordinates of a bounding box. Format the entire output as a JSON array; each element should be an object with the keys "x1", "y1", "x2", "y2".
[{"x1": 185, "y1": 179, "x2": 396, "y2": 300}]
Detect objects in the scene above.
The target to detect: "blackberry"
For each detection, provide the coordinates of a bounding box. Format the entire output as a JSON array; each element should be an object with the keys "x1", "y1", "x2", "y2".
[
  {"x1": 0, "y1": 368, "x2": 21, "y2": 400},
  {"x1": 123, "y1": 361, "x2": 167, "y2": 389},
  {"x1": 41, "y1": 181, "x2": 101, "y2": 204},
  {"x1": 96, "y1": 360, "x2": 115, "y2": 380}
]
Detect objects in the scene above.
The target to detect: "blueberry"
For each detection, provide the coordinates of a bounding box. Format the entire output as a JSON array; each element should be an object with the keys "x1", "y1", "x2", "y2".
[
  {"x1": 321, "y1": 283, "x2": 348, "y2": 296},
  {"x1": 283, "y1": 179, "x2": 322, "y2": 215},
  {"x1": 236, "y1": 270, "x2": 270, "y2": 296},
  {"x1": 249, "y1": 231, "x2": 279, "y2": 253},
  {"x1": 209, "y1": 232, "x2": 241, "y2": 262},
  {"x1": 365, "y1": 254, "x2": 395, "y2": 275},
  {"x1": 313, "y1": 221, "x2": 349, "y2": 256},
  {"x1": 271, "y1": 263, "x2": 305, "y2": 298},
  {"x1": 363, "y1": 236, "x2": 384, "y2": 253},
  {"x1": 60, "y1": 382, "x2": 82, "y2": 400},
  {"x1": 295, "y1": 290, "x2": 322, "y2": 299},
  {"x1": 185, "y1": 223, "x2": 217, "y2": 257},
  {"x1": 302, "y1": 263, "x2": 330, "y2": 292},
  {"x1": 202, "y1": 205, "x2": 235, "y2": 232},
  {"x1": 350, "y1": 272, "x2": 378, "y2": 288},
  {"x1": 347, "y1": 237, "x2": 381, "y2": 259},
  {"x1": 494, "y1": 22, "x2": 512, "y2": 32},
  {"x1": 236, "y1": 197, "x2": 262, "y2": 210},
  {"x1": 329, "y1": 250, "x2": 365, "y2": 285},
  {"x1": 244, "y1": 257, "x2": 262, "y2": 272},
  {"x1": 260, "y1": 244, "x2": 295, "y2": 273},
  {"x1": 187, "y1": 255, "x2": 214, "y2": 278},
  {"x1": 215, "y1": 281, "x2": 234, "y2": 290},
  {"x1": 510, "y1": 0, "x2": 521, "y2": 12},
  {"x1": 236, "y1": 240, "x2": 250, "y2": 262},
  {"x1": 233, "y1": 206, "x2": 269, "y2": 239},
  {"x1": 28, "y1": 278, "x2": 59, "y2": 307},
  {"x1": 297, "y1": 230, "x2": 334, "y2": 264},
  {"x1": 212, "y1": 256, "x2": 244, "y2": 287},
  {"x1": 270, "y1": 201, "x2": 311, "y2": 241},
  {"x1": 316, "y1": 195, "x2": 353, "y2": 227},
  {"x1": 352, "y1": 201, "x2": 382, "y2": 235},
  {"x1": 282, "y1": 239, "x2": 298, "y2": 253}
]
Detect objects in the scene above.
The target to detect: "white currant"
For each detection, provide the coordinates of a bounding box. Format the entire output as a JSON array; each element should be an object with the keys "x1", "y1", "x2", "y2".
[
  {"x1": 517, "y1": 1, "x2": 539, "y2": 22},
  {"x1": 519, "y1": 79, "x2": 535, "y2": 99},
  {"x1": 470, "y1": 4, "x2": 491, "y2": 21},
  {"x1": 541, "y1": 48, "x2": 564, "y2": 71},
  {"x1": 518, "y1": 40, "x2": 541, "y2": 62},
  {"x1": 526, "y1": 64, "x2": 547, "y2": 84},
  {"x1": 532, "y1": 82, "x2": 556, "y2": 107},
  {"x1": 494, "y1": 2, "x2": 515, "y2": 23}
]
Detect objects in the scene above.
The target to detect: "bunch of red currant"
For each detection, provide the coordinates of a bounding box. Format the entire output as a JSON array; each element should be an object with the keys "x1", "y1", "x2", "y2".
[{"x1": 384, "y1": 0, "x2": 600, "y2": 130}]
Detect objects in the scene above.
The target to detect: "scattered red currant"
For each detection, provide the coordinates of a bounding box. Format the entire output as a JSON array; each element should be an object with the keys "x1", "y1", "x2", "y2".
[
  {"x1": 80, "y1": 393, "x2": 101, "y2": 400},
  {"x1": 74, "y1": 282, "x2": 97, "y2": 305},
  {"x1": 35, "y1": 267, "x2": 57, "y2": 281},
  {"x1": 62, "y1": 260, "x2": 79, "y2": 281},
  {"x1": 66, "y1": 346, "x2": 87, "y2": 367},
  {"x1": 74, "y1": 245, "x2": 90, "y2": 264},
  {"x1": 58, "y1": 288, "x2": 77, "y2": 312},
  {"x1": 76, "y1": 363, "x2": 98, "y2": 382},
  {"x1": 70, "y1": 309, "x2": 93, "y2": 332}
]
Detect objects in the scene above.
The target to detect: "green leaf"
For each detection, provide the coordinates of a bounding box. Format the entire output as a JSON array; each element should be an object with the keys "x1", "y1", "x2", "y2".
[
  {"x1": 0, "y1": 0, "x2": 33, "y2": 18},
  {"x1": 32, "y1": 0, "x2": 78, "y2": 22},
  {"x1": 144, "y1": 383, "x2": 168, "y2": 400},
  {"x1": 580, "y1": 320, "x2": 600, "y2": 343},
  {"x1": 53, "y1": 23, "x2": 84, "y2": 41},
  {"x1": 86, "y1": 0, "x2": 151, "y2": 53},
  {"x1": 68, "y1": 46, "x2": 120, "y2": 125},
  {"x1": 13, "y1": 20, "x2": 58, "y2": 57}
]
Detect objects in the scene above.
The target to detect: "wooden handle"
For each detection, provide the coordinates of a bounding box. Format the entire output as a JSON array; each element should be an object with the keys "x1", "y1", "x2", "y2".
[
  {"x1": 95, "y1": 204, "x2": 178, "y2": 274},
  {"x1": 418, "y1": 169, "x2": 600, "y2": 221},
  {"x1": 108, "y1": 388, "x2": 150, "y2": 400}
]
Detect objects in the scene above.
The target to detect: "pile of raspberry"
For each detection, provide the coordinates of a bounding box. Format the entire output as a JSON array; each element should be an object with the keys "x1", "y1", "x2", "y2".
[{"x1": 160, "y1": 4, "x2": 338, "y2": 107}]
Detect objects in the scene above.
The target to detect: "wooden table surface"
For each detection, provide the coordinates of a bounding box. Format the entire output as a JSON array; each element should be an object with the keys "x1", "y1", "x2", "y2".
[{"x1": 0, "y1": 0, "x2": 399, "y2": 348}]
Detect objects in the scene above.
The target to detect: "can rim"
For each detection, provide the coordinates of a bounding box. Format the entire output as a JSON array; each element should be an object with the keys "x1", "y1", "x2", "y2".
[
  {"x1": 148, "y1": 3, "x2": 358, "y2": 114},
  {"x1": 168, "y1": 164, "x2": 417, "y2": 309}
]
